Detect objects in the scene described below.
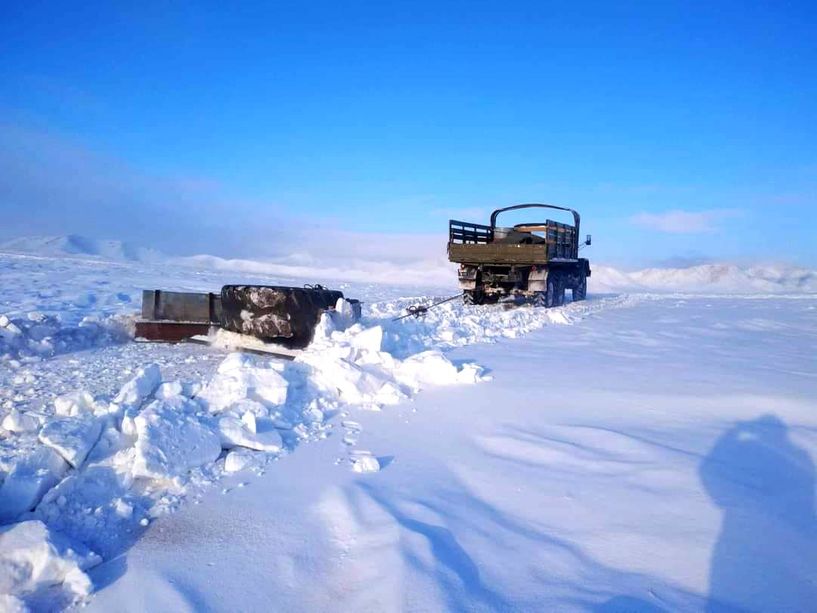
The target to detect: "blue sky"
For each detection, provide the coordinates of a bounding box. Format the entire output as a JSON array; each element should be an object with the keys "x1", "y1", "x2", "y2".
[{"x1": 1, "y1": 0, "x2": 815, "y2": 267}]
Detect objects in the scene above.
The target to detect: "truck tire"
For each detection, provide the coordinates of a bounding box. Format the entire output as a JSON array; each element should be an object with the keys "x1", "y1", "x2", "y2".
[
  {"x1": 545, "y1": 273, "x2": 567, "y2": 308},
  {"x1": 463, "y1": 290, "x2": 484, "y2": 305},
  {"x1": 533, "y1": 291, "x2": 547, "y2": 307},
  {"x1": 220, "y1": 285, "x2": 343, "y2": 348},
  {"x1": 572, "y1": 276, "x2": 587, "y2": 302},
  {"x1": 546, "y1": 276, "x2": 559, "y2": 308},
  {"x1": 556, "y1": 276, "x2": 566, "y2": 307}
]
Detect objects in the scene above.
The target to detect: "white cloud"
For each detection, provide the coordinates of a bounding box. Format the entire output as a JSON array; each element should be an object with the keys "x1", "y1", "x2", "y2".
[{"x1": 630, "y1": 209, "x2": 740, "y2": 234}]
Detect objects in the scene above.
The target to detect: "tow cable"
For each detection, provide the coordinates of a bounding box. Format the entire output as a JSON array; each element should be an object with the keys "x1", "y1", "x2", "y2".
[{"x1": 392, "y1": 293, "x2": 464, "y2": 321}]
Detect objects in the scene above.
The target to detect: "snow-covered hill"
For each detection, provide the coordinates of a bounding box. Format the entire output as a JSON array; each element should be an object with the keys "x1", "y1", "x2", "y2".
[
  {"x1": 592, "y1": 263, "x2": 817, "y2": 294},
  {"x1": 0, "y1": 235, "x2": 161, "y2": 262},
  {"x1": 2, "y1": 234, "x2": 816, "y2": 294}
]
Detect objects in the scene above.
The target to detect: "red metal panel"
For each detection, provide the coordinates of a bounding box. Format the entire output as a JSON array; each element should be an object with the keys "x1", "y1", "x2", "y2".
[{"x1": 134, "y1": 321, "x2": 212, "y2": 342}]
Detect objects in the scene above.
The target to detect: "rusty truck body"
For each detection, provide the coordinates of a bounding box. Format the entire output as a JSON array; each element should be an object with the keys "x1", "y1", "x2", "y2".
[{"x1": 447, "y1": 203, "x2": 591, "y2": 307}]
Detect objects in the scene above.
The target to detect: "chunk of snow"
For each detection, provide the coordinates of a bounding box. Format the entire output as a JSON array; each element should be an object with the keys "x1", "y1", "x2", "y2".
[
  {"x1": 112, "y1": 364, "x2": 162, "y2": 435},
  {"x1": 351, "y1": 325, "x2": 383, "y2": 354},
  {"x1": 1, "y1": 409, "x2": 40, "y2": 433},
  {"x1": 313, "y1": 312, "x2": 336, "y2": 339},
  {"x1": 456, "y1": 362, "x2": 487, "y2": 384},
  {"x1": 217, "y1": 415, "x2": 282, "y2": 453},
  {"x1": 131, "y1": 398, "x2": 221, "y2": 480},
  {"x1": 307, "y1": 355, "x2": 391, "y2": 405},
  {"x1": 83, "y1": 426, "x2": 129, "y2": 466},
  {"x1": 156, "y1": 380, "x2": 184, "y2": 400},
  {"x1": 395, "y1": 350, "x2": 480, "y2": 388},
  {"x1": 38, "y1": 416, "x2": 103, "y2": 469},
  {"x1": 197, "y1": 353, "x2": 288, "y2": 412},
  {"x1": 230, "y1": 399, "x2": 269, "y2": 419},
  {"x1": 53, "y1": 391, "x2": 96, "y2": 417},
  {"x1": 110, "y1": 363, "x2": 161, "y2": 412},
  {"x1": 332, "y1": 297, "x2": 359, "y2": 330},
  {"x1": 114, "y1": 498, "x2": 133, "y2": 519},
  {"x1": 0, "y1": 520, "x2": 100, "y2": 606},
  {"x1": 241, "y1": 411, "x2": 257, "y2": 433},
  {"x1": 34, "y1": 466, "x2": 142, "y2": 559},
  {"x1": 350, "y1": 452, "x2": 380, "y2": 474},
  {"x1": 224, "y1": 450, "x2": 259, "y2": 473},
  {"x1": 546, "y1": 309, "x2": 572, "y2": 325},
  {"x1": 2, "y1": 322, "x2": 22, "y2": 336},
  {"x1": 0, "y1": 448, "x2": 69, "y2": 523}
]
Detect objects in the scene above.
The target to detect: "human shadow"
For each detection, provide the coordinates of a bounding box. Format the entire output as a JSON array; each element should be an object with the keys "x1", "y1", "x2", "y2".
[{"x1": 700, "y1": 415, "x2": 817, "y2": 612}]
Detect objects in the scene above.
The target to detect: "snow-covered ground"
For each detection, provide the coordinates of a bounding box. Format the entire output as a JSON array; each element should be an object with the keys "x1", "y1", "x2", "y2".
[{"x1": 1, "y1": 249, "x2": 816, "y2": 612}]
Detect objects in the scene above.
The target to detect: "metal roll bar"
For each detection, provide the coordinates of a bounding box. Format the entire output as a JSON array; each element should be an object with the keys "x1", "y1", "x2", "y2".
[{"x1": 489, "y1": 203, "x2": 581, "y2": 237}]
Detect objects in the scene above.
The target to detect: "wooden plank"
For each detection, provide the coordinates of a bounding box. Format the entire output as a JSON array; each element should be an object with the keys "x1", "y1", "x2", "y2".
[{"x1": 448, "y1": 243, "x2": 550, "y2": 264}]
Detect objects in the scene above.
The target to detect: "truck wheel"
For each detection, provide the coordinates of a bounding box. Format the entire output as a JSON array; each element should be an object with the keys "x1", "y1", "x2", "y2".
[
  {"x1": 555, "y1": 277, "x2": 567, "y2": 306},
  {"x1": 545, "y1": 276, "x2": 558, "y2": 308},
  {"x1": 572, "y1": 276, "x2": 587, "y2": 301},
  {"x1": 463, "y1": 290, "x2": 484, "y2": 305},
  {"x1": 220, "y1": 285, "x2": 343, "y2": 348},
  {"x1": 533, "y1": 292, "x2": 547, "y2": 307}
]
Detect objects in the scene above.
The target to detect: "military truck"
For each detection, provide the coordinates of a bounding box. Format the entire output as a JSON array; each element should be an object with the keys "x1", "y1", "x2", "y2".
[{"x1": 447, "y1": 203, "x2": 591, "y2": 307}]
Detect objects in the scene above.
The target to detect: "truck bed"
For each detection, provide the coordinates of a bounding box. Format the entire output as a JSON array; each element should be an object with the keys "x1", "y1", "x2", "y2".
[{"x1": 448, "y1": 217, "x2": 578, "y2": 265}]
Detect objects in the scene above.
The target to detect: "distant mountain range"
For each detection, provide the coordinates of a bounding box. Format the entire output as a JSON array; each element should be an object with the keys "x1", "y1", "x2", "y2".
[
  {"x1": 1, "y1": 234, "x2": 815, "y2": 293},
  {"x1": 0, "y1": 235, "x2": 162, "y2": 262}
]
